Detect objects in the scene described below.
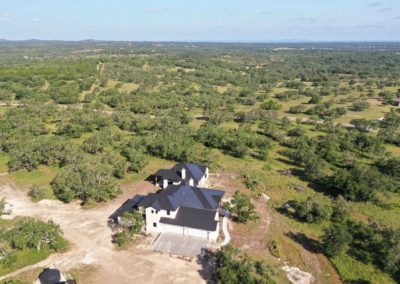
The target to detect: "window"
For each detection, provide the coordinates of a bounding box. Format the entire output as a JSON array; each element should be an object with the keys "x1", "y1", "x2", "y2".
[
  {"x1": 167, "y1": 210, "x2": 170, "y2": 215},
  {"x1": 151, "y1": 210, "x2": 154, "y2": 214},
  {"x1": 153, "y1": 222, "x2": 157, "y2": 227}
]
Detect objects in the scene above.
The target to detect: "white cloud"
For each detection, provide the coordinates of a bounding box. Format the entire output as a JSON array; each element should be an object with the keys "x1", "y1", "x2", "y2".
[
  {"x1": 379, "y1": 7, "x2": 392, "y2": 12},
  {"x1": 367, "y1": 2, "x2": 383, "y2": 7},
  {"x1": 29, "y1": 17, "x2": 43, "y2": 22},
  {"x1": 0, "y1": 13, "x2": 11, "y2": 21}
]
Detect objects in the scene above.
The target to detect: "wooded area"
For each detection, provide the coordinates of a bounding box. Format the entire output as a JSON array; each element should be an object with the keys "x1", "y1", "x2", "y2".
[{"x1": 0, "y1": 41, "x2": 400, "y2": 283}]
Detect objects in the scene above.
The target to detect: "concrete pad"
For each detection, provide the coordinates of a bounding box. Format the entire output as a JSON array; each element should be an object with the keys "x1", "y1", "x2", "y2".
[{"x1": 151, "y1": 233, "x2": 210, "y2": 257}]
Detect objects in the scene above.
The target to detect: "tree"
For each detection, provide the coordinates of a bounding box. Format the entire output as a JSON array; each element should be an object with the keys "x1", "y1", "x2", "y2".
[
  {"x1": 322, "y1": 221, "x2": 352, "y2": 257},
  {"x1": 4, "y1": 217, "x2": 68, "y2": 251},
  {"x1": 260, "y1": 100, "x2": 281, "y2": 110},
  {"x1": 351, "y1": 100, "x2": 370, "y2": 112},
  {"x1": 376, "y1": 157, "x2": 400, "y2": 179},
  {"x1": 290, "y1": 195, "x2": 333, "y2": 223},
  {"x1": 215, "y1": 245, "x2": 274, "y2": 284},
  {"x1": 303, "y1": 154, "x2": 330, "y2": 182},
  {"x1": 326, "y1": 163, "x2": 387, "y2": 202},
  {"x1": 51, "y1": 158, "x2": 121, "y2": 204},
  {"x1": 228, "y1": 191, "x2": 257, "y2": 223}
]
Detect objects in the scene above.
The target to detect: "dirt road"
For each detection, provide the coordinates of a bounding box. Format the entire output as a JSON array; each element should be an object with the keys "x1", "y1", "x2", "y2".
[{"x1": 0, "y1": 178, "x2": 205, "y2": 284}]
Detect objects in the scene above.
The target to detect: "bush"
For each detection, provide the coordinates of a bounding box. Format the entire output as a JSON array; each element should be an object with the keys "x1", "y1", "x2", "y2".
[
  {"x1": 28, "y1": 185, "x2": 46, "y2": 201},
  {"x1": 290, "y1": 196, "x2": 333, "y2": 223},
  {"x1": 288, "y1": 104, "x2": 306, "y2": 114},
  {"x1": 352, "y1": 100, "x2": 370, "y2": 112},
  {"x1": 260, "y1": 100, "x2": 281, "y2": 110}
]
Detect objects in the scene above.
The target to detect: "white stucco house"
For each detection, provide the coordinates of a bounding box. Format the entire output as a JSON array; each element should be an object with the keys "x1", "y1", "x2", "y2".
[
  {"x1": 137, "y1": 184, "x2": 224, "y2": 241},
  {"x1": 153, "y1": 163, "x2": 209, "y2": 189},
  {"x1": 110, "y1": 163, "x2": 224, "y2": 241}
]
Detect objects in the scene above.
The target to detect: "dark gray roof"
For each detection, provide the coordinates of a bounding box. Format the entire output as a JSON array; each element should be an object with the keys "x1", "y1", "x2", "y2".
[
  {"x1": 109, "y1": 195, "x2": 144, "y2": 222},
  {"x1": 138, "y1": 185, "x2": 224, "y2": 211},
  {"x1": 153, "y1": 169, "x2": 182, "y2": 181},
  {"x1": 173, "y1": 163, "x2": 207, "y2": 182},
  {"x1": 38, "y1": 268, "x2": 61, "y2": 284},
  {"x1": 153, "y1": 163, "x2": 207, "y2": 184},
  {"x1": 160, "y1": 206, "x2": 218, "y2": 231}
]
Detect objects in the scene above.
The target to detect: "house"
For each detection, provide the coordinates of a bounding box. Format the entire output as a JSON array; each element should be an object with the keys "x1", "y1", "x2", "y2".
[
  {"x1": 138, "y1": 184, "x2": 224, "y2": 240},
  {"x1": 153, "y1": 163, "x2": 209, "y2": 189}
]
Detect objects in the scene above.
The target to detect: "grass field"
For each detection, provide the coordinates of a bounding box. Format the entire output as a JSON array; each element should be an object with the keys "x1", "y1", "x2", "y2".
[{"x1": 0, "y1": 247, "x2": 50, "y2": 277}]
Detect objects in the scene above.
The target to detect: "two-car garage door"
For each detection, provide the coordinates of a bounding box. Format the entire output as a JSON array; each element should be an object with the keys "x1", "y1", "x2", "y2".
[
  {"x1": 163, "y1": 224, "x2": 209, "y2": 239},
  {"x1": 187, "y1": 227, "x2": 208, "y2": 238}
]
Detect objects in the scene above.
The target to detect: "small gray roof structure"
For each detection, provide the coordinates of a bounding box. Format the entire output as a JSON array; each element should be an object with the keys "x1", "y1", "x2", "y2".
[
  {"x1": 109, "y1": 195, "x2": 144, "y2": 222},
  {"x1": 38, "y1": 268, "x2": 61, "y2": 284},
  {"x1": 138, "y1": 184, "x2": 224, "y2": 212},
  {"x1": 153, "y1": 163, "x2": 207, "y2": 184},
  {"x1": 153, "y1": 169, "x2": 181, "y2": 181},
  {"x1": 160, "y1": 206, "x2": 218, "y2": 231}
]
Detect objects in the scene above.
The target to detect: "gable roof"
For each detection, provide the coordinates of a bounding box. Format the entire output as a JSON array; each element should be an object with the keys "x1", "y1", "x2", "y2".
[
  {"x1": 160, "y1": 206, "x2": 218, "y2": 231},
  {"x1": 153, "y1": 169, "x2": 182, "y2": 181},
  {"x1": 138, "y1": 184, "x2": 224, "y2": 211},
  {"x1": 173, "y1": 163, "x2": 207, "y2": 182},
  {"x1": 153, "y1": 163, "x2": 207, "y2": 183}
]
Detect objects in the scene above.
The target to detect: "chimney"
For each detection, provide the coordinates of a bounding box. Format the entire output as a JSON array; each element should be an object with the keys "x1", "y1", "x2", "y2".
[{"x1": 181, "y1": 168, "x2": 186, "y2": 179}]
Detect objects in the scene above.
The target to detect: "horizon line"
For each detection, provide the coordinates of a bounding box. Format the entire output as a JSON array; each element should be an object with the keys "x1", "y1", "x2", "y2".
[{"x1": 1, "y1": 39, "x2": 400, "y2": 44}]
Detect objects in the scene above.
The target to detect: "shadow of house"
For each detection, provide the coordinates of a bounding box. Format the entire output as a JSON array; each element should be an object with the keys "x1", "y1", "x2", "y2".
[{"x1": 285, "y1": 231, "x2": 321, "y2": 254}]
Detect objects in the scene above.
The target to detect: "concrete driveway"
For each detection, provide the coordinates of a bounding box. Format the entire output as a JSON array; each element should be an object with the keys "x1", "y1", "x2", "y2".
[{"x1": 152, "y1": 233, "x2": 210, "y2": 257}]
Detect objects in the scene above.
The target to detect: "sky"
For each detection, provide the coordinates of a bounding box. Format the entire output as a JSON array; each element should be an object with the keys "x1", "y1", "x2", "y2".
[{"x1": 0, "y1": 0, "x2": 399, "y2": 42}]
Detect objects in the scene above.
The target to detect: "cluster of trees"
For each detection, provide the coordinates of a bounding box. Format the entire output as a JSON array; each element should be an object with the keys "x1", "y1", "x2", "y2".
[
  {"x1": 198, "y1": 124, "x2": 271, "y2": 159},
  {"x1": 282, "y1": 126, "x2": 399, "y2": 202},
  {"x1": 214, "y1": 245, "x2": 275, "y2": 284},
  {"x1": 0, "y1": 217, "x2": 68, "y2": 268},
  {"x1": 51, "y1": 157, "x2": 121, "y2": 204},
  {"x1": 322, "y1": 218, "x2": 400, "y2": 281}
]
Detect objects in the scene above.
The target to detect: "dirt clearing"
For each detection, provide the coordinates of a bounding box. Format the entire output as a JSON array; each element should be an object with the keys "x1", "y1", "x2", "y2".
[{"x1": 0, "y1": 178, "x2": 205, "y2": 284}]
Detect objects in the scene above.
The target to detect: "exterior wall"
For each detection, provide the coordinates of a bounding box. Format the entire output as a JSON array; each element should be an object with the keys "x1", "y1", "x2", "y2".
[
  {"x1": 198, "y1": 167, "x2": 209, "y2": 186},
  {"x1": 208, "y1": 222, "x2": 219, "y2": 241},
  {"x1": 144, "y1": 206, "x2": 219, "y2": 241},
  {"x1": 145, "y1": 207, "x2": 178, "y2": 233},
  {"x1": 162, "y1": 179, "x2": 168, "y2": 189}
]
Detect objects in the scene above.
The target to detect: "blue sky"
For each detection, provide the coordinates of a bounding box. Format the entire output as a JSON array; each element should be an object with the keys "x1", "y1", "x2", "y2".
[{"x1": 0, "y1": 0, "x2": 399, "y2": 41}]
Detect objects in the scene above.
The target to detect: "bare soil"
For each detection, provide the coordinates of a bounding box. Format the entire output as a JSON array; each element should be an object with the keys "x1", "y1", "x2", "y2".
[{"x1": 0, "y1": 178, "x2": 205, "y2": 284}]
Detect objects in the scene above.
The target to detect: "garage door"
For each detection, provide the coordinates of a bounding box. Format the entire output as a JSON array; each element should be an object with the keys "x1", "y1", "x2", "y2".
[
  {"x1": 187, "y1": 227, "x2": 208, "y2": 239},
  {"x1": 163, "y1": 224, "x2": 184, "y2": 235}
]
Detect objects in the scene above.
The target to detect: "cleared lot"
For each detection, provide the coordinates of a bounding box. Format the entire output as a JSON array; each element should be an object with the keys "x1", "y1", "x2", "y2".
[
  {"x1": 0, "y1": 179, "x2": 205, "y2": 284},
  {"x1": 152, "y1": 233, "x2": 210, "y2": 258}
]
